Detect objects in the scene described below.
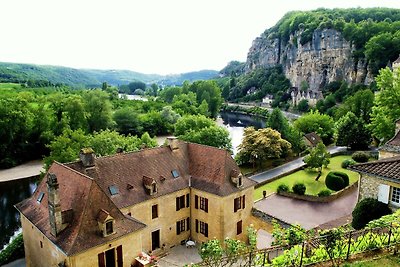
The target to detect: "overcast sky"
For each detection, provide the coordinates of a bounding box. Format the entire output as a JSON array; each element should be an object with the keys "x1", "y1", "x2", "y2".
[{"x1": 1, "y1": 0, "x2": 400, "y2": 74}]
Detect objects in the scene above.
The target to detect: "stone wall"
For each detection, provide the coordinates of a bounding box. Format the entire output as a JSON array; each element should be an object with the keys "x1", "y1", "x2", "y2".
[{"x1": 359, "y1": 174, "x2": 382, "y2": 201}]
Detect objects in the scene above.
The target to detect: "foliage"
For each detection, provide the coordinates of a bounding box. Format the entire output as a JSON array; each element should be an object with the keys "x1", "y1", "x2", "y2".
[
  {"x1": 267, "y1": 108, "x2": 290, "y2": 138},
  {"x1": 325, "y1": 171, "x2": 349, "y2": 191},
  {"x1": 294, "y1": 110, "x2": 335, "y2": 144},
  {"x1": 292, "y1": 183, "x2": 306, "y2": 195},
  {"x1": 219, "y1": 61, "x2": 245, "y2": 77},
  {"x1": 113, "y1": 107, "x2": 142, "y2": 135},
  {"x1": 351, "y1": 151, "x2": 370, "y2": 163},
  {"x1": 237, "y1": 127, "x2": 291, "y2": 167},
  {"x1": 352, "y1": 198, "x2": 392, "y2": 230},
  {"x1": 336, "y1": 112, "x2": 371, "y2": 150},
  {"x1": 277, "y1": 184, "x2": 289, "y2": 193},
  {"x1": 303, "y1": 142, "x2": 330, "y2": 180},
  {"x1": 0, "y1": 233, "x2": 24, "y2": 266},
  {"x1": 296, "y1": 99, "x2": 309, "y2": 112},
  {"x1": 272, "y1": 221, "x2": 308, "y2": 246},
  {"x1": 334, "y1": 89, "x2": 375, "y2": 123},
  {"x1": 369, "y1": 68, "x2": 400, "y2": 143},
  {"x1": 341, "y1": 158, "x2": 356, "y2": 168},
  {"x1": 318, "y1": 189, "x2": 332, "y2": 197},
  {"x1": 82, "y1": 90, "x2": 114, "y2": 132},
  {"x1": 366, "y1": 209, "x2": 400, "y2": 228}
]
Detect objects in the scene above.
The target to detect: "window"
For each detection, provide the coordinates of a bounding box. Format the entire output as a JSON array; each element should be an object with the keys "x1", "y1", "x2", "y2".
[
  {"x1": 237, "y1": 220, "x2": 243, "y2": 235},
  {"x1": 176, "y1": 195, "x2": 186, "y2": 211},
  {"x1": 172, "y1": 169, "x2": 180, "y2": 178},
  {"x1": 195, "y1": 219, "x2": 208, "y2": 237},
  {"x1": 37, "y1": 192, "x2": 45, "y2": 203},
  {"x1": 152, "y1": 204, "x2": 158, "y2": 219},
  {"x1": 40, "y1": 241, "x2": 43, "y2": 248},
  {"x1": 186, "y1": 193, "x2": 190, "y2": 207},
  {"x1": 176, "y1": 218, "x2": 185, "y2": 235},
  {"x1": 105, "y1": 220, "x2": 113, "y2": 235},
  {"x1": 108, "y1": 185, "x2": 119, "y2": 195},
  {"x1": 391, "y1": 187, "x2": 400, "y2": 205},
  {"x1": 234, "y1": 195, "x2": 246, "y2": 212},
  {"x1": 195, "y1": 195, "x2": 208, "y2": 213}
]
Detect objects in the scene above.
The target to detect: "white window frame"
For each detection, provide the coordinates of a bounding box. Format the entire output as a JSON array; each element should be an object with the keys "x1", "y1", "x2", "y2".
[{"x1": 390, "y1": 186, "x2": 400, "y2": 207}]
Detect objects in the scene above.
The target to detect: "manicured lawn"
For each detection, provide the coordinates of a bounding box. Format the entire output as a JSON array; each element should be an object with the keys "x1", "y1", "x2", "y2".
[
  {"x1": 254, "y1": 155, "x2": 359, "y2": 200},
  {"x1": 342, "y1": 254, "x2": 400, "y2": 266}
]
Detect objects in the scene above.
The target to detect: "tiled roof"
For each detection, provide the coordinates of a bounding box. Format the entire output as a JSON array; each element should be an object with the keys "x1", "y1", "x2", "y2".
[
  {"x1": 304, "y1": 132, "x2": 322, "y2": 147},
  {"x1": 349, "y1": 156, "x2": 400, "y2": 182},
  {"x1": 380, "y1": 131, "x2": 400, "y2": 153},
  {"x1": 15, "y1": 163, "x2": 145, "y2": 256}
]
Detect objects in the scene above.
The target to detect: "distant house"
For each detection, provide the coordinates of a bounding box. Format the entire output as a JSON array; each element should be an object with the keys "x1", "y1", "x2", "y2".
[
  {"x1": 350, "y1": 157, "x2": 400, "y2": 211},
  {"x1": 261, "y1": 94, "x2": 274, "y2": 106},
  {"x1": 290, "y1": 87, "x2": 323, "y2": 106},
  {"x1": 379, "y1": 119, "x2": 400, "y2": 159},
  {"x1": 246, "y1": 86, "x2": 257, "y2": 95},
  {"x1": 303, "y1": 132, "x2": 322, "y2": 148},
  {"x1": 16, "y1": 139, "x2": 255, "y2": 267},
  {"x1": 393, "y1": 55, "x2": 400, "y2": 71}
]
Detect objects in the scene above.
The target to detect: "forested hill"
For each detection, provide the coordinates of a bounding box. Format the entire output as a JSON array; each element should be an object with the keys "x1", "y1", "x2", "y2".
[
  {"x1": 0, "y1": 62, "x2": 218, "y2": 87},
  {"x1": 242, "y1": 7, "x2": 400, "y2": 94}
]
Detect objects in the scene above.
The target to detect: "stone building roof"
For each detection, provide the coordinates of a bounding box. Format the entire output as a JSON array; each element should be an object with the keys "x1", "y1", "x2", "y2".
[
  {"x1": 304, "y1": 132, "x2": 322, "y2": 147},
  {"x1": 15, "y1": 163, "x2": 145, "y2": 256},
  {"x1": 379, "y1": 130, "x2": 400, "y2": 153},
  {"x1": 349, "y1": 156, "x2": 400, "y2": 182}
]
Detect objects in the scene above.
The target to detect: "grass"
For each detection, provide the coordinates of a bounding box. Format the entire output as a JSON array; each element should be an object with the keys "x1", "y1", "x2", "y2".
[
  {"x1": 341, "y1": 254, "x2": 400, "y2": 266},
  {"x1": 254, "y1": 155, "x2": 359, "y2": 200},
  {"x1": 0, "y1": 83, "x2": 21, "y2": 90}
]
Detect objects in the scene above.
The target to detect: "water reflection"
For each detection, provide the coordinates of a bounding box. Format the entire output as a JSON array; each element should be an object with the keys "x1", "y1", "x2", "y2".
[
  {"x1": 219, "y1": 111, "x2": 266, "y2": 155},
  {"x1": 0, "y1": 177, "x2": 37, "y2": 250}
]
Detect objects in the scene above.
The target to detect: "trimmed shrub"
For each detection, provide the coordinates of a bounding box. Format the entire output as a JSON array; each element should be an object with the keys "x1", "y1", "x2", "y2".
[
  {"x1": 277, "y1": 184, "x2": 289, "y2": 193},
  {"x1": 325, "y1": 171, "x2": 349, "y2": 191},
  {"x1": 318, "y1": 189, "x2": 332, "y2": 197},
  {"x1": 341, "y1": 159, "x2": 356, "y2": 169},
  {"x1": 292, "y1": 183, "x2": 306, "y2": 195},
  {"x1": 351, "y1": 151, "x2": 370, "y2": 163},
  {"x1": 352, "y1": 198, "x2": 392, "y2": 230},
  {"x1": 0, "y1": 234, "x2": 24, "y2": 266}
]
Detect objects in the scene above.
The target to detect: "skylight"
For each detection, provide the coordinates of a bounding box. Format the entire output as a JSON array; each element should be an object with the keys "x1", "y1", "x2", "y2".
[
  {"x1": 37, "y1": 192, "x2": 45, "y2": 203},
  {"x1": 171, "y1": 170, "x2": 180, "y2": 178},
  {"x1": 108, "y1": 185, "x2": 119, "y2": 195}
]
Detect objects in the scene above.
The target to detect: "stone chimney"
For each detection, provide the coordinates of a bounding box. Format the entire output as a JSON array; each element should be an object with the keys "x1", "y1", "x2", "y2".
[
  {"x1": 80, "y1": 148, "x2": 95, "y2": 167},
  {"x1": 47, "y1": 173, "x2": 62, "y2": 236},
  {"x1": 167, "y1": 137, "x2": 179, "y2": 150}
]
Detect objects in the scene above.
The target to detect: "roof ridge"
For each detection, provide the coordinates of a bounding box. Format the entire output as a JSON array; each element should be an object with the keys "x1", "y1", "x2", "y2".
[
  {"x1": 351, "y1": 156, "x2": 400, "y2": 168},
  {"x1": 54, "y1": 161, "x2": 94, "y2": 181},
  {"x1": 188, "y1": 141, "x2": 231, "y2": 153}
]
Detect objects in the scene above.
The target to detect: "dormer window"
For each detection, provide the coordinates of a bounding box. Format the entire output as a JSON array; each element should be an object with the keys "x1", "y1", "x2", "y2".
[
  {"x1": 105, "y1": 220, "x2": 114, "y2": 235},
  {"x1": 108, "y1": 185, "x2": 119, "y2": 195},
  {"x1": 37, "y1": 192, "x2": 45, "y2": 203},
  {"x1": 230, "y1": 169, "x2": 243, "y2": 188},
  {"x1": 97, "y1": 209, "x2": 115, "y2": 237},
  {"x1": 143, "y1": 176, "x2": 157, "y2": 195}
]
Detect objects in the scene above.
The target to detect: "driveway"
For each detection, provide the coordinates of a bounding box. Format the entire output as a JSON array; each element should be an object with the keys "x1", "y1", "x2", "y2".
[
  {"x1": 249, "y1": 146, "x2": 347, "y2": 184},
  {"x1": 0, "y1": 160, "x2": 43, "y2": 182},
  {"x1": 253, "y1": 185, "x2": 358, "y2": 230}
]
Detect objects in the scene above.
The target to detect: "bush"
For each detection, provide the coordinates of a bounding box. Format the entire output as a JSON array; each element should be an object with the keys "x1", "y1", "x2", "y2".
[
  {"x1": 325, "y1": 171, "x2": 349, "y2": 191},
  {"x1": 318, "y1": 189, "x2": 332, "y2": 197},
  {"x1": 341, "y1": 159, "x2": 356, "y2": 168},
  {"x1": 292, "y1": 183, "x2": 306, "y2": 195},
  {"x1": 351, "y1": 151, "x2": 370, "y2": 163},
  {"x1": 352, "y1": 198, "x2": 392, "y2": 230},
  {"x1": 277, "y1": 184, "x2": 289, "y2": 193},
  {"x1": 0, "y1": 234, "x2": 24, "y2": 266}
]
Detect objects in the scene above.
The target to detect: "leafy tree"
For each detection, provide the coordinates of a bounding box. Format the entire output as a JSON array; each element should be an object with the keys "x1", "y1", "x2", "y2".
[
  {"x1": 139, "y1": 111, "x2": 169, "y2": 136},
  {"x1": 303, "y1": 142, "x2": 330, "y2": 180},
  {"x1": 237, "y1": 127, "x2": 291, "y2": 167},
  {"x1": 335, "y1": 89, "x2": 374, "y2": 122},
  {"x1": 63, "y1": 95, "x2": 88, "y2": 131},
  {"x1": 113, "y1": 108, "x2": 142, "y2": 135},
  {"x1": 159, "y1": 86, "x2": 182, "y2": 103},
  {"x1": 174, "y1": 115, "x2": 214, "y2": 136},
  {"x1": 369, "y1": 68, "x2": 400, "y2": 142},
  {"x1": 127, "y1": 81, "x2": 146, "y2": 94},
  {"x1": 160, "y1": 106, "x2": 181, "y2": 132},
  {"x1": 188, "y1": 80, "x2": 223, "y2": 118},
  {"x1": 336, "y1": 112, "x2": 371, "y2": 150},
  {"x1": 171, "y1": 92, "x2": 199, "y2": 115},
  {"x1": 296, "y1": 99, "x2": 309, "y2": 112},
  {"x1": 267, "y1": 108, "x2": 290, "y2": 138},
  {"x1": 294, "y1": 110, "x2": 335, "y2": 144},
  {"x1": 83, "y1": 90, "x2": 114, "y2": 133}
]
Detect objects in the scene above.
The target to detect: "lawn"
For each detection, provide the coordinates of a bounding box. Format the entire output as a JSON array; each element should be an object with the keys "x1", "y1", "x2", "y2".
[
  {"x1": 254, "y1": 155, "x2": 359, "y2": 200},
  {"x1": 341, "y1": 254, "x2": 400, "y2": 266}
]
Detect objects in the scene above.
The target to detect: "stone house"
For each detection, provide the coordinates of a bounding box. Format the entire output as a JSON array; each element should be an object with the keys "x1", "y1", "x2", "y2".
[
  {"x1": 261, "y1": 94, "x2": 274, "y2": 106},
  {"x1": 350, "y1": 157, "x2": 400, "y2": 210},
  {"x1": 378, "y1": 119, "x2": 400, "y2": 159},
  {"x1": 393, "y1": 55, "x2": 400, "y2": 71},
  {"x1": 16, "y1": 139, "x2": 255, "y2": 267},
  {"x1": 303, "y1": 132, "x2": 322, "y2": 148},
  {"x1": 290, "y1": 87, "x2": 323, "y2": 106}
]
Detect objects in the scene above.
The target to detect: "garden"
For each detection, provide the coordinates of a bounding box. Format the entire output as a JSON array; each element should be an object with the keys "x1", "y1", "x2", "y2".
[{"x1": 254, "y1": 155, "x2": 359, "y2": 200}]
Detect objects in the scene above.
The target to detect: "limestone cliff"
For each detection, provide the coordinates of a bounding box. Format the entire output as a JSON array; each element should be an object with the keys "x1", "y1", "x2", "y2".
[{"x1": 245, "y1": 29, "x2": 374, "y2": 91}]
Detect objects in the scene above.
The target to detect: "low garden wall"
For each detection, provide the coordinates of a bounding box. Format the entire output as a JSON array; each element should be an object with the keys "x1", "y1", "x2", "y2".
[
  {"x1": 277, "y1": 181, "x2": 358, "y2": 203},
  {"x1": 252, "y1": 208, "x2": 291, "y2": 229}
]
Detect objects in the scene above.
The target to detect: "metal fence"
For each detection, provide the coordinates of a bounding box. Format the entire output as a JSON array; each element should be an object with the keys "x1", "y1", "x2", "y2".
[{"x1": 196, "y1": 224, "x2": 400, "y2": 267}]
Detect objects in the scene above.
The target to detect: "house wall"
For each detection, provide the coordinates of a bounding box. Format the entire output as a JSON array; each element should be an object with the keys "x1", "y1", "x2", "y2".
[
  {"x1": 20, "y1": 214, "x2": 67, "y2": 267},
  {"x1": 121, "y1": 188, "x2": 190, "y2": 253},
  {"x1": 68, "y1": 231, "x2": 142, "y2": 267}
]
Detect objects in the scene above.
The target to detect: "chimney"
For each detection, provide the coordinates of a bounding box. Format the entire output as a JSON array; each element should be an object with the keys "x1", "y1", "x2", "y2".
[
  {"x1": 47, "y1": 173, "x2": 62, "y2": 236},
  {"x1": 167, "y1": 137, "x2": 179, "y2": 150},
  {"x1": 80, "y1": 148, "x2": 95, "y2": 167}
]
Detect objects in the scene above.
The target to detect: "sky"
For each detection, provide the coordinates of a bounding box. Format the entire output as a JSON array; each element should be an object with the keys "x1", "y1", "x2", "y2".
[{"x1": 1, "y1": 0, "x2": 400, "y2": 75}]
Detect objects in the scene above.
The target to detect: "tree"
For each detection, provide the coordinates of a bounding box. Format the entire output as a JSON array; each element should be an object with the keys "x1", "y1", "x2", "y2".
[
  {"x1": 294, "y1": 110, "x2": 335, "y2": 144},
  {"x1": 127, "y1": 81, "x2": 146, "y2": 94},
  {"x1": 296, "y1": 99, "x2": 309, "y2": 112},
  {"x1": 267, "y1": 108, "x2": 290, "y2": 138},
  {"x1": 303, "y1": 142, "x2": 330, "y2": 180},
  {"x1": 83, "y1": 90, "x2": 114, "y2": 133},
  {"x1": 237, "y1": 127, "x2": 291, "y2": 167},
  {"x1": 174, "y1": 115, "x2": 214, "y2": 136},
  {"x1": 336, "y1": 112, "x2": 371, "y2": 150},
  {"x1": 335, "y1": 89, "x2": 374, "y2": 123},
  {"x1": 368, "y1": 68, "x2": 400, "y2": 142},
  {"x1": 113, "y1": 108, "x2": 142, "y2": 135}
]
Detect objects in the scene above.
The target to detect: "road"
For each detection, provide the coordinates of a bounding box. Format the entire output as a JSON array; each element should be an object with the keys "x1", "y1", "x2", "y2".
[
  {"x1": 249, "y1": 146, "x2": 347, "y2": 184},
  {"x1": 0, "y1": 160, "x2": 43, "y2": 182},
  {"x1": 227, "y1": 103, "x2": 301, "y2": 120}
]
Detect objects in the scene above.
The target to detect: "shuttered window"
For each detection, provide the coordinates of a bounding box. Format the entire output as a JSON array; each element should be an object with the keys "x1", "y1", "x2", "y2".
[
  {"x1": 237, "y1": 220, "x2": 242, "y2": 235},
  {"x1": 234, "y1": 195, "x2": 246, "y2": 212},
  {"x1": 176, "y1": 195, "x2": 186, "y2": 211},
  {"x1": 98, "y1": 252, "x2": 105, "y2": 267},
  {"x1": 116, "y1": 245, "x2": 123, "y2": 267}
]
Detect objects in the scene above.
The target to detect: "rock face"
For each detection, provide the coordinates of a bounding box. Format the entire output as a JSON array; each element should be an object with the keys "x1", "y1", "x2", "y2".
[{"x1": 245, "y1": 29, "x2": 374, "y2": 91}]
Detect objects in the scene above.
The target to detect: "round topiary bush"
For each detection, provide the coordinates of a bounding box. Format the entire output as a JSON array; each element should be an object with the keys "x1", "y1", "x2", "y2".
[
  {"x1": 318, "y1": 189, "x2": 332, "y2": 197},
  {"x1": 292, "y1": 183, "x2": 306, "y2": 195},
  {"x1": 325, "y1": 171, "x2": 349, "y2": 191},
  {"x1": 341, "y1": 159, "x2": 356, "y2": 169},
  {"x1": 352, "y1": 198, "x2": 392, "y2": 230},
  {"x1": 277, "y1": 184, "x2": 289, "y2": 193},
  {"x1": 351, "y1": 151, "x2": 370, "y2": 163}
]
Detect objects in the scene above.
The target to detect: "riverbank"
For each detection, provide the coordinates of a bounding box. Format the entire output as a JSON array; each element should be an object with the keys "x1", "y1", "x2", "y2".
[{"x1": 0, "y1": 160, "x2": 43, "y2": 183}]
